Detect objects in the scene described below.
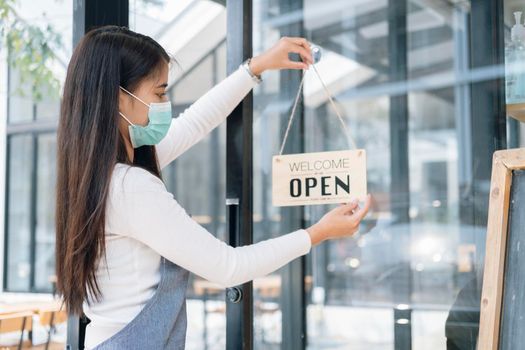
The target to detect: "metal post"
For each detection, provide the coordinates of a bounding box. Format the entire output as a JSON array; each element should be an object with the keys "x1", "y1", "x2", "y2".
[
  {"x1": 387, "y1": 1, "x2": 412, "y2": 349},
  {"x1": 466, "y1": 0, "x2": 506, "y2": 227},
  {"x1": 225, "y1": 0, "x2": 254, "y2": 349},
  {"x1": 73, "y1": 0, "x2": 129, "y2": 47}
]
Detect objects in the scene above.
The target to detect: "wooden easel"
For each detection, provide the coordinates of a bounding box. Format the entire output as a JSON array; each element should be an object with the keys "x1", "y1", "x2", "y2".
[{"x1": 478, "y1": 148, "x2": 525, "y2": 349}]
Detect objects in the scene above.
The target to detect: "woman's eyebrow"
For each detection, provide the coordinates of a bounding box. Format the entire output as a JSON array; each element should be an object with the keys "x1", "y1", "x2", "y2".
[{"x1": 156, "y1": 83, "x2": 168, "y2": 88}]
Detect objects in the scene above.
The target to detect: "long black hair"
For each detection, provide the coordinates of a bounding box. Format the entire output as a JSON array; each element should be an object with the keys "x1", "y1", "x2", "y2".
[{"x1": 56, "y1": 25, "x2": 171, "y2": 315}]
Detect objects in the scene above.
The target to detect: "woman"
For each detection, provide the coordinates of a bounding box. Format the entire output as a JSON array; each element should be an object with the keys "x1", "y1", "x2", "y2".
[{"x1": 55, "y1": 25, "x2": 371, "y2": 349}]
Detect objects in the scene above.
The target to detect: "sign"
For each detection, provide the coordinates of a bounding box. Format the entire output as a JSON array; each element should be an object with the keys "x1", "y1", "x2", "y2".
[{"x1": 272, "y1": 149, "x2": 367, "y2": 207}]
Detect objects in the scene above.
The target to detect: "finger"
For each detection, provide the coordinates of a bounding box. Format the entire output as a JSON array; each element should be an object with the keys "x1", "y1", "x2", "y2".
[
  {"x1": 351, "y1": 195, "x2": 372, "y2": 221},
  {"x1": 284, "y1": 37, "x2": 312, "y2": 62},
  {"x1": 339, "y1": 202, "x2": 356, "y2": 213},
  {"x1": 336, "y1": 199, "x2": 359, "y2": 214},
  {"x1": 284, "y1": 60, "x2": 309, "y2": 70},
  {"x1": 288, "y1": 44, "x2": 313, "y2": 64},
  {"x1": 286, "y1": 37, "x2": 311, "y2": 50}
]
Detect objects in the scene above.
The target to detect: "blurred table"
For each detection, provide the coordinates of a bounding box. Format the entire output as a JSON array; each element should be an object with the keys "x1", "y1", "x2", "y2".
[
  {"x1": 0, "y1": 299, "x2": 64, "y2": 345},
  {"x1": 0, "y1": 300, "x2": 63, "y2": 315}
]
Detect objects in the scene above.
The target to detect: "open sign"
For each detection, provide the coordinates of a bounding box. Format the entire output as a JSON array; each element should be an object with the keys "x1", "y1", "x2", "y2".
[{"x1": 272, "y1": 149, "x2": 367, "y2": 206}]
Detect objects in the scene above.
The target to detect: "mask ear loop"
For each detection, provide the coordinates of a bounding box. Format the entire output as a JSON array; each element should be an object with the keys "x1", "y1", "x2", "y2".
[
  {"x1": 119, "y1": 86, "x2": 150, "y2": 107},
  {"x1": 118, "y1": 86, "x2": 151, "y2": 126},
  {"x1": 119, "y1": 111, "x2": 134, "y2": 126}
]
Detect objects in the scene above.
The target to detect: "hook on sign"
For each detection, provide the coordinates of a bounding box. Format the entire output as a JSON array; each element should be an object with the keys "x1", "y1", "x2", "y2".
[{"x1": 311, "y1": 45, "x2": 322, "y2": 63}]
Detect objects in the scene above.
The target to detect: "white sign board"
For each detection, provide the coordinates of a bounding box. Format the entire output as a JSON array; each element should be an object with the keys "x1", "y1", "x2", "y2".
[{"x1": 272, "y1": 149, "x2": 367, "y2": 207}]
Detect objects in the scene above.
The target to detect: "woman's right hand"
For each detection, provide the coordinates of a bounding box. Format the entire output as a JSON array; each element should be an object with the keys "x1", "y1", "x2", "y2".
[
  {"x1": 249, "y1": 37, "x2": 313, "y2": 75},
  {"x1": 306, "y1": 194, "x2": 372, "y2": 246}
]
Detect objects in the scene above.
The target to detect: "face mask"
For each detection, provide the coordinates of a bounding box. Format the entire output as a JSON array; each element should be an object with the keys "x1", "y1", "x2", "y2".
[{"x1": 118, "y1": 86, "x2": 172, "y2": 148}]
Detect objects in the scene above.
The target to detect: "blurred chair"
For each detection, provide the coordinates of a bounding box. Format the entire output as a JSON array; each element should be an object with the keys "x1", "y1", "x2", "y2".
[
  {"x1": 254, "y1": 276, "x2": 281, "y2": 346},
  {"x1": 0, "y1": 311, "x2": 33, "y2": 350},
  {"x1": 48, "y1": 275, "x2": 57, "y2": 297},
  {"x1": 38, "y1": 307, "x2": 68, "y2": 350},
  {"x1": 193, "y1": 279, "x2": 225, "y2": 349}
]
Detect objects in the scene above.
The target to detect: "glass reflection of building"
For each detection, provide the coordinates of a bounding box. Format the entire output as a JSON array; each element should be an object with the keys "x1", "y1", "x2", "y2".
[{"x1": 3, "y1": 0, "x2": 525, "y2": 349}]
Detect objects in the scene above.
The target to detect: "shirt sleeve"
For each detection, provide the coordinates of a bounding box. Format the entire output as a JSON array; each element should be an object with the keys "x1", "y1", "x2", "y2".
[
  {"x1": 113, "y1": 167, "x2": 312, "y2": 288},
  {"x1": 155, "y1": 66, "x2": 258, "y2": 170}
]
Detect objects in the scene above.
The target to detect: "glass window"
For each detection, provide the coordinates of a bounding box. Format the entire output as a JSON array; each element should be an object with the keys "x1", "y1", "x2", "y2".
[
  {"x1": 5, "y1": 133, "x2": 59, "y2": 292},
  {"x1": 3, "y1": 0, "x2": 72, "y2": 292},
  {"x1": 6, "y1": 134, "x2": 33, "y2": 291},
  {"x1": 252, "y1": 0, "x2": 493, "y2": 348},
  {"x1": 505, "y1": 1, "x2": 525, "y2": 148},
  {"x1": 34, "y1": 133, "x2": 57, "y2": 292},
  {"x1": 8, "y1": 68, "x2": 34, "y2": 123},
  {"x1": 6, "y1": 0, "x2": 72, "y2": 123}
]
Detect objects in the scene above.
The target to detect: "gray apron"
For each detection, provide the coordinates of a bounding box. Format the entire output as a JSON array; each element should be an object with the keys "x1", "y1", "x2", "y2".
[{"x1": 92, "y1": 256, "x2": 190, "y2": 349}]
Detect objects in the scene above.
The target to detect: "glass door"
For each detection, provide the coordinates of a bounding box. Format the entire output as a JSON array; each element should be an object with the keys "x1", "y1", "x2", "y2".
[{"x1": 252, "y1": 0, "x2": 507, "y2": 349}]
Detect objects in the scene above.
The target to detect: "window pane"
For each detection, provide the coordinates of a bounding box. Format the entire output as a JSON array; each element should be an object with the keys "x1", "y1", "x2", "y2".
[
  {"x1": 505, "y1": 5, "x2": 525, "y2": 147},
  {"x1": 34, "y1": 133, "x2": 57, "y2": 292},
  {"x1": 35, "y1": 0, "x2": 73, "y2": 122},
  {"x1": 7, "y1": 0, "x2": 73, "y2": 123},
  {"x1": 6, "y1": 135, "x2": 33, "y2": 291},
  {"x1": 8, "y1": 68, "x2": 33, "y2": 123}
]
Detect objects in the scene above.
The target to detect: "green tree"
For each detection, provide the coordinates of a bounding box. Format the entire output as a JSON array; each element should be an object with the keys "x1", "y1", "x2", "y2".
[{"x1": 0, "y1": 0, "x2": 63, "y2": 101}]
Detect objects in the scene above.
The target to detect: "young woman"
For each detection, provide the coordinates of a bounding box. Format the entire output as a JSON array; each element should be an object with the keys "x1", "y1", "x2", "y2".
[{"x1": 55, "y1": 25, "x2": 371, "y2": 349}]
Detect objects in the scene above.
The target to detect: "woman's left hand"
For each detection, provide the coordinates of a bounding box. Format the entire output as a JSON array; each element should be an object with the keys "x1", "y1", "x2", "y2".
[{"x1": 249, "y1": 37, "x2": 313, "y2": 76}]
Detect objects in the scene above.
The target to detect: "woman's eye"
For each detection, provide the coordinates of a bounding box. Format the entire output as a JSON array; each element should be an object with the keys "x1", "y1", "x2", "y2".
[{"x1": 157, "y1": 92, "x2": 166, "y2": 98}]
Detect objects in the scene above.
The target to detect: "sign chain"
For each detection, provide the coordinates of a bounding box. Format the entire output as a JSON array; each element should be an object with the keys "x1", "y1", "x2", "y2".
[{"x1": 278, "y1": 64, "x2": 358, "y2": 156}]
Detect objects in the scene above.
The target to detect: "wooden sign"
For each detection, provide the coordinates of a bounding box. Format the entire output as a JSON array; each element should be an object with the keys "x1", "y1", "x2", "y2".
[
  {"x1": 272, "y1": 149, "x2": 367, "y2": 207},
  {"x1": 479, "y1": 148, "x2": 525, "y2": 349}
]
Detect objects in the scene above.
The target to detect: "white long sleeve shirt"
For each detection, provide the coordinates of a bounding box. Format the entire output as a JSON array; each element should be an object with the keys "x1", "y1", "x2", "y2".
[{"x1": 83, "y1": 66, "x2": 312, "y2": 349}]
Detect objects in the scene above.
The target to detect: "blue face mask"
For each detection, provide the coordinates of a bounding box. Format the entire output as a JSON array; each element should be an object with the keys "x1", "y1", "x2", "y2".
[{"x1": 118, "y1": 86, "x2": 172, "y2": 148}]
